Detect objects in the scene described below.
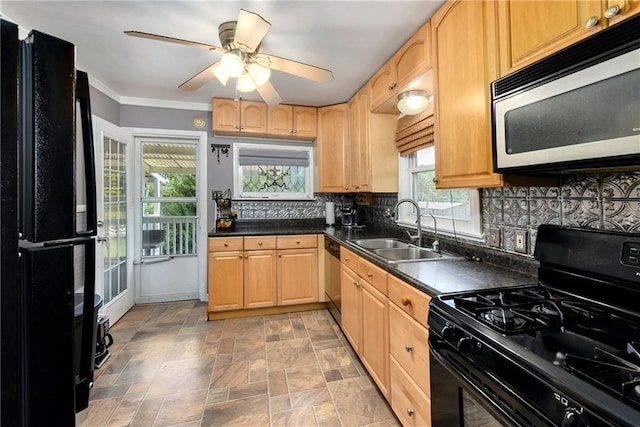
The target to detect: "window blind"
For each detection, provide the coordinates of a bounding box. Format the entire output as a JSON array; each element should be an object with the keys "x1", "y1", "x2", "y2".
[
  {"x1": 396, "y1": 103, "x2": 435, "y2": 156},
  {"x1": 237, "y1": 148, "x2": 310, "y2": 167}
]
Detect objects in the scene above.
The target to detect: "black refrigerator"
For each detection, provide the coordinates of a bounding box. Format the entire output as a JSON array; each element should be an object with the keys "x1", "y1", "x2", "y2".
[{"x1": 1, "y1": 19, "x2": 99, "y2": 425}]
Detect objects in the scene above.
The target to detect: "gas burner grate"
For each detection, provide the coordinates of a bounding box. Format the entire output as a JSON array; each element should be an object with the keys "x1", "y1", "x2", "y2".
[
  {"x1": 453, "y1": 287, "x2": 564, "y2": 334},
  {"x1": 565, "y1": 346, "x2": 640, "y2": 408}
]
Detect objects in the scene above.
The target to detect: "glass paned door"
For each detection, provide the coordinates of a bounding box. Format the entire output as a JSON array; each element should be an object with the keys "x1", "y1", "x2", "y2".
[{"x1": 102, "y1": 136, "x2": 128, "y2": 304}]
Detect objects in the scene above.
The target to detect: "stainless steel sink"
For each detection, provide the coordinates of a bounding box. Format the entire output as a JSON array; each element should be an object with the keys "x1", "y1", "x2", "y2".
[
  {"x1": 373, "y1": 247, "x2": 461, "y2": 263},
  {"x1": 347, "y1": 238, "x2": 464, "y2": 263},
  {"x1": 349, "y1": 238, "x2": 410, "y2": 249}
]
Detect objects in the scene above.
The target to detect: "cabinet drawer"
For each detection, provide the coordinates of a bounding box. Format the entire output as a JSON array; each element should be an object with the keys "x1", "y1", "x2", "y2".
[
  {"x1": 244, "y1": 236, "x2": 277, "y2": 250},
  {"x1": 208, "y1": 237, "x2": 243, "y2": 252},
  {"x1": 390, "y1": 357, "x2": 431, "y2": 427},
  {"x1": 340, "y1": 247, "x2": 358, "y2": 270},
  {"x1": 277, "y1": 234, "x2": 317, "y2": 249},
  {"x1": 389, "y1": 303, "x2": 430, "y2": 397},
  {"x1": 357, "y1": 257, "x2": 387, "y2": 295},
  {"x1": 388, "y1": 274, "x2": 431, "y2": 328}
]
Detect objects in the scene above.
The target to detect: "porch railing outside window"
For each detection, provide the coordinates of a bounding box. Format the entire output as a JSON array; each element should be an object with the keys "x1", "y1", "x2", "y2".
[{"x1": 142, "y1": 215, "x2": 197, "y2": 257}]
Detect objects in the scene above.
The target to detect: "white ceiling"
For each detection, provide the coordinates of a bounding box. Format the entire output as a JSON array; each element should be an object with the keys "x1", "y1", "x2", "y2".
[{"x1": 1, "y1": 1, "x2": 445, "y2": 109}]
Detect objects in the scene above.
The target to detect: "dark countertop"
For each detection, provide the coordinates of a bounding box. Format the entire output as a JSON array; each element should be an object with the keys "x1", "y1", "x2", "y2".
[{"x1": 209, "y1": 219, "x2": 538, "y2": 297}]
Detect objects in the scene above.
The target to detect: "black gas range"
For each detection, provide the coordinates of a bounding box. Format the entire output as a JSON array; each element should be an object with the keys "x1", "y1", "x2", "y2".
[{"x1": 428, "y1": 225, "x2": 640, "y2": 426}]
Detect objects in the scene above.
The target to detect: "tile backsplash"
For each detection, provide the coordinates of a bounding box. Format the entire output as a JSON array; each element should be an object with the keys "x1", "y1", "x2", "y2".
[
  {"x1": 229, "y1": 172, "x2": 639, "y2": 259},
  {"x1": 483, "y1": 172, "x2": 640, "y2": 256}
]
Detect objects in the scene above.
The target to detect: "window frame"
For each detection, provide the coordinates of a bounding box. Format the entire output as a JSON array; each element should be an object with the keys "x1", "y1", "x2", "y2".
[
  {"x1": 232, "y1": 142, "x2": 314, "y2": 200},
  {"x1": 397, "y1": 148, "x2": 483, "y2": 240}
]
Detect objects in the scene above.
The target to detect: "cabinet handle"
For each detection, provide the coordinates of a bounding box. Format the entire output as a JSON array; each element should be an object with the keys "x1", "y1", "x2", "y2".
[
  {"x1": 296, "y1": 240, "x2": 300, "y2": 244},
  {"x1": 405, "y1": 344, "x2": 413, "y2": 352},
  {"x1": 278, "y1": 253, "x2": 282, "y2": 258},
  {"x1": 354, "y1": 281, "x2": 360, "y2": 288},
  {"x1": 401, "y1": 297, "x2": 412, "y2": 306},
  {"x1": 367, "y1": 272, "x2": 373, "y2": 278},
  {"x1": 585, "y1": 15, "x2": 600, "y2": 28},
  {"x1": 345, "y1": 257, "x2": 350, "y2": 262},
  {"x1": 293, "y1": 130, "x2": 298, "y2": 134},
  {"x1": 244, "y1": 255, "x2": 248, "y2": 259},
  {"x1": 432, "y1": 177, "x2": 438, "y2": 183},
  {"x1": 345, "y1": 186, "x2": 349, "y2": 190},
  {"x1": 604, "y1": 4, "x2": 621, "y2": 18},
  {"x1": 238, "y1": 255, "x2": 243, "y2": 259},
  {"x1": 224, "y1": 242, "x2": 228, "y2": 247},
  {"x1": 258, "y1": 241, "x2": 263, "y2": 246},
  {"x1": 406, "y1": 408, "x2": 414, "y2": 417}
]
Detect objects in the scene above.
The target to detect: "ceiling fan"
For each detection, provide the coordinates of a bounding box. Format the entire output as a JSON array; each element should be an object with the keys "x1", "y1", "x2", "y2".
[{"x1": 125, "y1": 9, "x2": 334, "y2": 105}]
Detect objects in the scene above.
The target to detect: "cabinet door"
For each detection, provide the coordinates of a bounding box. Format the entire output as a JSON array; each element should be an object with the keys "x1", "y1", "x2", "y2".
[
  {"x1": 361, "y1": 283, "x2": 389, "y2": 398},
  {"x1": 355, "y1": 89, "x2": 372, "y2": 192},
  {"x1": 240, "y1": 100, "x2": 267, "y2": 134},
  {"x1": 340, "y1": 265, "x2": 362, "y2": 354},
  {"x1": 432, "y1": 0, "x2": 504, "y2": 188},
  {"x1": 393, "y1": 20, "x2": 431, "y2": 89},
  {"x1": 277, "y1": 248, "x2": 318, "y2": 305},
  {"x1": 498, "y1": 0, "x2": 604, "y2": 75},
  {"x1": 208, "y1": 251, "x2": 243, "y2": 312},
  {"x1": 348, "y1": 97, "x2": 359, "y2": 191},
  {"x1": 317, "y1": 104, "x2": 349, "y2": 192},
  {"x1": 212, "y1": 98, "x2": 239, "y2": 133},
  {"x1": 244, "y1": 250, "x2": 277, "y2": 309},
  {"x1": 370, "y1": 61, "x2": 395, "y2": 112},
  {"x1": 390, "y1": 357, "x2": 431, "y2": 427},
  {"x1": 267, "y1": 104, "x2": 293, "y2": 137},
  {"x1": 292, "y1": 106, "x2": 317, "y2": 139}
]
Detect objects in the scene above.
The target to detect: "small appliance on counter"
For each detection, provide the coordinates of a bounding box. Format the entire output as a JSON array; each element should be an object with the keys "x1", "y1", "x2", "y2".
[{"x1": 341, "y1": 207, "x2": 366, "y2": 228}]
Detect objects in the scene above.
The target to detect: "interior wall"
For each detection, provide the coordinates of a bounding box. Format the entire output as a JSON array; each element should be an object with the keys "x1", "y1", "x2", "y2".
[{"x1": 89, "y1": 86, "x2": 120, "y2": 126}]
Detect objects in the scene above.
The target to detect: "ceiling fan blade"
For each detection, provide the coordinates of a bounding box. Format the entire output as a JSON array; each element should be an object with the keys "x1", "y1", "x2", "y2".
[
  {"x1": 179, "y1": 62, "x2": 220, "y2": 91},
  {"x1": 234, "y1": 9, "x2": 271, "y2": 53},
  {"x1": 256, "y1": 80, "x2": 282, "y2": 106},
  {"x1": 262, "y1": 53, "x2": 334, "y2": 83},
  {"x1": 124, "y1": 30, "x2": 227, "y2": 54}
]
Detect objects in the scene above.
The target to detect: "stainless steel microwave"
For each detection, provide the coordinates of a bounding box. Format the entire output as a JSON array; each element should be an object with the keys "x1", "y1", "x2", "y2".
[{"x1": 491, "y1": 15, "x2": 640, "y2": 173}]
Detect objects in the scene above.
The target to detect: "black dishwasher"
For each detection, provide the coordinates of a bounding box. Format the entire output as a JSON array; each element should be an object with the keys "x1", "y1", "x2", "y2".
[{"x1": 324, "y1": 239, "x2": 341, "y2": 324}]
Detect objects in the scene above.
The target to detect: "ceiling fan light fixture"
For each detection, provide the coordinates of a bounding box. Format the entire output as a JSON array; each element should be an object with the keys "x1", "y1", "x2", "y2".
[
  {"x1": 221, "y1": 50, "x2": 244, "y2": 77},
  {"x1": 247, "y1": 62, "x2": 271, "y2": 87},
  {"x1": 237, "y1": 72, "x2": 257, "y2": 92},
  {"x1": 210, "y1": 63, "x2": 230, "y2": 86},
  {"x1": 397, "y1": 90, "x2": 433, "y2": 115}
]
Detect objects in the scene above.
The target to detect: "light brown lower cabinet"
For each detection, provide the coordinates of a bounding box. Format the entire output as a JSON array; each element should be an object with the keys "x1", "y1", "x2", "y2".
[
  {"x1": 390, "y1": 357, "x2": 431, "y2": 427},
  {"x1": 208, "y1": 235, "x2": 318, "y2": 313},
  {"x1": 361, "y1": 281, "x2": 389, "y2": 398}
]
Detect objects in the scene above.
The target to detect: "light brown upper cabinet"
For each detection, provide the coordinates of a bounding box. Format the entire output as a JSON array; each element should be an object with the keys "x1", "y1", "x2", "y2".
[
  {"x1": 212, "y1": 98, "x2": 267, "y2": 135},
  {"x1": 432, "y1": 0, "x2": 504, "y2": 188},
  {"x1": 317, "y1": 104, "x2": 349, "y2": 193},
  {"x1": 370, "y1": 20, "x2": 432, "y2": 113},
  {"x1": 267, "y1": 105, "x2": 317, "y2": 140},
  {"x1": 347, "y1": 86, "x2": 398, "y2": 193},
  {"x1": 497, "y1": 0, "x2": 640, "y2": 76}
]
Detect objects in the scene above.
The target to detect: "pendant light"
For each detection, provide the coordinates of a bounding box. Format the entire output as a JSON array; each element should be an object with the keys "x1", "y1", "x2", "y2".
[
  {"x1": 236, "y1": 72, "x2": 257, "y2": 92},
  {"x1": 220, "y1": 50, "x2": 244, "y2": 78},
  {"x1": 247, "y1": 62, "x2": 271, "y2": 87}
]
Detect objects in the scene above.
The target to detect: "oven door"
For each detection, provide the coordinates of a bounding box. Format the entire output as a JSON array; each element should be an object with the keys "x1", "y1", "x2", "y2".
[{"x1": 429, "y1": 348, "x2": 517, "y2": 427}]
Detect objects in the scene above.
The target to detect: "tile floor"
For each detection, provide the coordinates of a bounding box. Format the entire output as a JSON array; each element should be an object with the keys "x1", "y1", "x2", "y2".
[{"x1": 79, "y1": 301, "x2": 400, "y2": 426}]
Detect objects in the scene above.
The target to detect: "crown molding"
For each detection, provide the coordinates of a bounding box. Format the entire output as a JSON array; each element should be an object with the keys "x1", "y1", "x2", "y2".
[
  {"x1": 120, "y1": 96, "x2": 212, "y2": 112},
  {"x1": 87, "y1": 75, "x2": 211, "y2": 111}
]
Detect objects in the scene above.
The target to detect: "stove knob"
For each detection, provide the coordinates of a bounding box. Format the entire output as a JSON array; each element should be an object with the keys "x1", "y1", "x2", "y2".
[
  {"x1": 441, "y1": 325, "x2": 456, "y2": 341},
  {"x1": 457, "y1": 337, "x2": 474, "y2": 354},
  {"x1": 562, "y1": 408, "x2": 588, "y2": 427}
]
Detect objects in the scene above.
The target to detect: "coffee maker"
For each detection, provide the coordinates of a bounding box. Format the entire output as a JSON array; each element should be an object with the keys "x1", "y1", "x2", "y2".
[{"x1": 95, "y1": 315, "x2": 113, "y2": 368}]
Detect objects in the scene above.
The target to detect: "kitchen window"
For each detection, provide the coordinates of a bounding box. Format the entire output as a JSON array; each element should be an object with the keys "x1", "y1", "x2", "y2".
[
  {"x1": 398, "y1": 146, "x2": 482, "y2": 239},
  {"x1": 233, "y1": 142, "x2": 314, "y2": 200}
]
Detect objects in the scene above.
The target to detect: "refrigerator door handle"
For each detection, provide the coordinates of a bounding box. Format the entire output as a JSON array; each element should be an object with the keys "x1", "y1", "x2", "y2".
[{"x1": 75, "y1": 71, "x2": 97, "y2": 237}]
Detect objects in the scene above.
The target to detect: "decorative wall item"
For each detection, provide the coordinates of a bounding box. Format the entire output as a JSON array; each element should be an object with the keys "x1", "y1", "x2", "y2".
[{"x1": 210, "y1": 144, "x2": 230, "y2": 163}]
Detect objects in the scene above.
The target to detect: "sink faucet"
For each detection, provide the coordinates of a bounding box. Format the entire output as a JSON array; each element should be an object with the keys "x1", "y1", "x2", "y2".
[
  {"x1": 393, "y1": 198, "x2": 422, "y2": 248},
  {"x1": 426, "y1": 213, "x2": 440, "y2": 253}
]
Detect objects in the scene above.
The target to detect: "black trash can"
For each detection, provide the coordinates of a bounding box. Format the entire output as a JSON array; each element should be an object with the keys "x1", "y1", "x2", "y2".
[{"x1": 73, "y1": 293, "x2": 103, "y2": 380}]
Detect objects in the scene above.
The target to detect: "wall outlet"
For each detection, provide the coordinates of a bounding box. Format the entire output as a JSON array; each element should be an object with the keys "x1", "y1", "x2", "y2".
[
  {"x1": 488, "y1": 227, "x2": 501, "y2": 248},
  {"x1": 515, "y1": 229, "x2": 528, "y2": 254}
]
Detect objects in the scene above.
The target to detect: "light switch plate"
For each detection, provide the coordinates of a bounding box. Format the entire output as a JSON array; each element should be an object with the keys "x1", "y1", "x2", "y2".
[
  {"x1": 488, "y1": 227, "x2": 501, "y2": 248},
  {"x1": 515, "y1": 229, "x2": 528, "y2": 254}
]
